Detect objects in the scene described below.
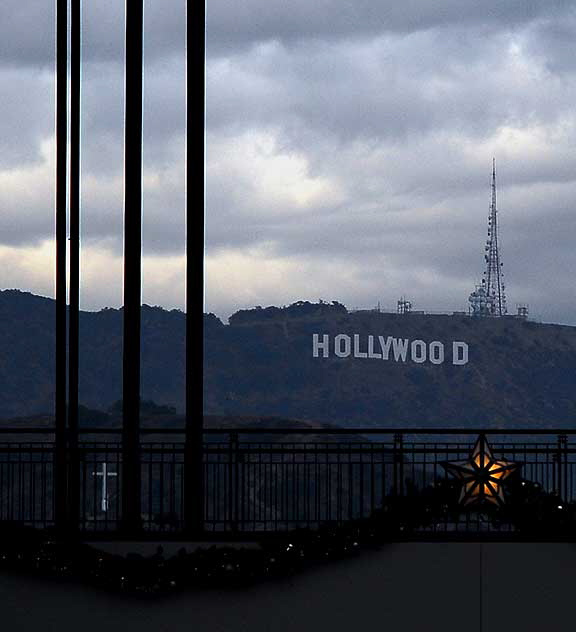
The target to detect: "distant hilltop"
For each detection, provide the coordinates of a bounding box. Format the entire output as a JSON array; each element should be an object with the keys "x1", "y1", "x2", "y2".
[
  {"x1": 1, "y1": 290, "x2": 576, "y2": 429},
  {"x1": 226, "y1": 300, "x2": 348, "y2": 325},
  {"x1": 205, "y1": 303, "x2": 576, "y2": 429}
]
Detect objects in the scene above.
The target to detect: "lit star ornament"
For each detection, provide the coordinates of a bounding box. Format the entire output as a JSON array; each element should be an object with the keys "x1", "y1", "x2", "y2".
[{"x1": 442, "y1": 434, "x2": 519, "y2": 506}]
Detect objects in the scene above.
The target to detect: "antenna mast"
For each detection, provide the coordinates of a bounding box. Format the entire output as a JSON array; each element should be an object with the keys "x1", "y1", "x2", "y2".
[{"x1": 469, "y1": 159, "x2": 507, "y2": 316}]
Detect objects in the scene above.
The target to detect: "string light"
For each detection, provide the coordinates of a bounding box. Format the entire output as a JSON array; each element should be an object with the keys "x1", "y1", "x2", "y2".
[{"x1": 0, "y1": 472, "x2": 571, "y2": 595}]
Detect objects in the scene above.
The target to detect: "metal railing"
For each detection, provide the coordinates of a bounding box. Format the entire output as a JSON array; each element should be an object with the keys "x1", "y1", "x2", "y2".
[{"x1": 0, "y1": 428, "x2": 573, "y2": 537}]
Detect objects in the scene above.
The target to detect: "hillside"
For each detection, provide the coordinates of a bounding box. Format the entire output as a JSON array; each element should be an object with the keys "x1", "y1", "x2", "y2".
[
  {"x1": 1, "y1": 290, "x2": 576, "y2": 428},
  {"x1": 0, "y1": 289, "x2": 185, "y2": 418},
  {"x1": 204, "y1": 304, "x2": 576, "y2": 429}
]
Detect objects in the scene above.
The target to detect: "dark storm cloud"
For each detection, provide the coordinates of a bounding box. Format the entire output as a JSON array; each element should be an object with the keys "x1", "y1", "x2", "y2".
[
  {"x1": 0, "y1": 0, "x2": 185, "y2": 68},
  {"x1": 524, "y1": 13, "x2": 576, "y2": 74},
  {"x1": 2, "y1": 1, "x2": 573, "y2": 68},
  {"x1": 206, "y1": 0, "x2": 574, "y2": 53},
  {"x1": 206, "y1": 25, "x2": 575, "y2": 157},
  {"x1": 0, "y1": 1, "x2": 55, "y2": 68}
]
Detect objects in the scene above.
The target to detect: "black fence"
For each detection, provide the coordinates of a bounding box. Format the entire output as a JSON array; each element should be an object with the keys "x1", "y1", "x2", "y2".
[{"x1": 0, "y1": 429, "x2": 574, "y2": 537}]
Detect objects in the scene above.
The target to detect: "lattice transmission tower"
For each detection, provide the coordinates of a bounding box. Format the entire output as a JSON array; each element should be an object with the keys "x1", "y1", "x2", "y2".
[{"x1": 468, "y1": 159, "x2": 507, "y2": 316}]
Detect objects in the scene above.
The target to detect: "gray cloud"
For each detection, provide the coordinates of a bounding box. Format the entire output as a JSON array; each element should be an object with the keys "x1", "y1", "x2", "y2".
[
  {"x1": 0, "y1": 0, "x2": 185, "y2": 68},
  {"x1": 524, "y1": 12, "x2": 576, "y2": 74},
  {"x1": 206, "y1": 0, "x2": 575, "y2": 53},
  {"x1": 0, "y1": 67, "x2": 53, "y2": 169},
  {"x1": 1, "y1": 1, "x2": 576, "y2": 326}
]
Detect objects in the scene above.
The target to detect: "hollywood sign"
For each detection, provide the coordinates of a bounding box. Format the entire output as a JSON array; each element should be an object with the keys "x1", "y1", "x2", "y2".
[{"x1": 312, "y1": 334, "x2": 469, "y2": 366}]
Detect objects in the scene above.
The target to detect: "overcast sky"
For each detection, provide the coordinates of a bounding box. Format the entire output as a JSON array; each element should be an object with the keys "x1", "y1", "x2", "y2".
[{"x1": 1, "y1": 1, "x2": 576, "y2": 324}]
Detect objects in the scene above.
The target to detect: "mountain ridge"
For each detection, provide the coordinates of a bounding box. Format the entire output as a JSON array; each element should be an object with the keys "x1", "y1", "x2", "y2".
[{"x1": 1, "y1": 289, "x2": 575, "y2": 429}]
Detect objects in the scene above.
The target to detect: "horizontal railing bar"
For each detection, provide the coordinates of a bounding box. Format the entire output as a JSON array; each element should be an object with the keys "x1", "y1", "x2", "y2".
[
  {"x1": 0, "y1": 446, "x2": 575, "y2": 456},
  {"x1": 0, "y1": 427, "x2": 178, "y2": 435},
  {"x1": 203, "y1": 445, "x2": 571, "y2": 452},
  {"x1": 200, "y1": 427, "x2": 576, "y2": 435},
  {"x1": 0, "y1": 445, "x2": 575, "y2": 455},
  {"x1": 0, "y1": 428, "x2": 57, "y2": 434},
  {"x1": 59, "y1": 531, "x2": 576, "y2": 543},
  {"x1": 1, "y1": 426, "x2": 576, "y2": 435}
]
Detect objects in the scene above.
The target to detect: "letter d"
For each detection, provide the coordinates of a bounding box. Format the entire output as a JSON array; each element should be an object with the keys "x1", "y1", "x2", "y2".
[{"x1": 452, "y1": 341, "x2": 469, "y2": 365}]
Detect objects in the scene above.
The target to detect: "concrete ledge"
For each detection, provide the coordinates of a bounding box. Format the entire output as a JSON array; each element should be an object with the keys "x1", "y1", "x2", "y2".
[{"x1": 1, "y1": 543, "x2": 574, "y2": 631}]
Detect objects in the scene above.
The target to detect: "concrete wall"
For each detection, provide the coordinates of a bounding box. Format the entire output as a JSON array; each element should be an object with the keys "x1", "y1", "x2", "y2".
[{"x1": 2, "y1": 543, "x2": 575, "y2": 631}]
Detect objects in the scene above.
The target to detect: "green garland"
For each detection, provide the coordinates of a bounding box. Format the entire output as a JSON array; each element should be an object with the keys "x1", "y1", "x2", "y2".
[{"x1": 0, "y1": 476, "x2": 573, "y2": 596}]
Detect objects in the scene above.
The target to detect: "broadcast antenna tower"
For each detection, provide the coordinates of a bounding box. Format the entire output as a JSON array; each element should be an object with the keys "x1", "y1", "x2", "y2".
[{"x1": 469, "y1": 159, "x2": 507, "y2": 316}]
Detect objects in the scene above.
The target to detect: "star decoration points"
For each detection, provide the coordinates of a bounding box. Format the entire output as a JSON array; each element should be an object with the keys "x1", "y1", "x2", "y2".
[{"x1": 442, "y1": 434, "x2": 519, "y2": 506}]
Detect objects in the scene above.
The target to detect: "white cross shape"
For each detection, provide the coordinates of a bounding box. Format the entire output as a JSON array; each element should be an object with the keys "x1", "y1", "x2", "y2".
[{"x1": 92, "y1": 462, "x2": 118, "y2": 512}]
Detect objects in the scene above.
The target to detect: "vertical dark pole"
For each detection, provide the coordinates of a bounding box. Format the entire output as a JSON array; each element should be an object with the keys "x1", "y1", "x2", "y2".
[
  {"x1": 55, "y1": 0, "x2": 69, "y2": 532},
  {"x1": 184, "y1": 0, "x2": 205, "y2": 533},
  {"x1": 122, "y1": 0, "x2": 144, "y2": 533},
  {"x1": 68, "y1": 0, "x2": 81, "y2": 531}
]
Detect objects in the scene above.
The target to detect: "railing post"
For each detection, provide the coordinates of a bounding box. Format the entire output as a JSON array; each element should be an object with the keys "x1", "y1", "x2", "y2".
[
  {"x1": 393, "y1": 433, "x2": 404, "y2": 497},
  {"x1": 558, "y1": 434, "x2": 568, "y2": 500},
  {"x1": 228, "y1": 432, "x2": 239, "y2": 531}
]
